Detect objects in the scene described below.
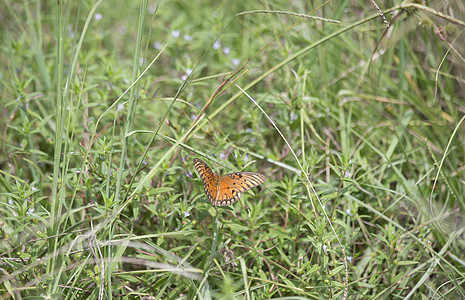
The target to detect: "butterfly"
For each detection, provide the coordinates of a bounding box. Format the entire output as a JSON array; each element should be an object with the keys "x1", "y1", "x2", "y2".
[{"x1": 193, "y1": 158, "x2": 266, "y2": 206}]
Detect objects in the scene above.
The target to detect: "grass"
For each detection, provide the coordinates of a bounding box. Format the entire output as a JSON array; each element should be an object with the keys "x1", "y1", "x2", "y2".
[{"x1": 1, "y1": 0, "x2": 465, "y2": 298}]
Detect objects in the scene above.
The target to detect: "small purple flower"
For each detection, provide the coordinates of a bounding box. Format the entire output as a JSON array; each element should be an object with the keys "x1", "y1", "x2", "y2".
[
  {"x1": 213, "y1": 40, "x2": 221, "y2": 49},
  {"x1": 346, "y1": 208, "x2": 352, "y2": 216},
  {"x1": 184, "y1": 211, "x2": 190, "y2": 217},
  {"x1": 184, "y1": 34, "x2": 192, "y2": 41},
  {"x1": 117, "y1": 104, "x2": 125, "y2": 112},
  {"x1": 171, "y1": 30, "x2": 180, "y2": 38},
  {"x1": 182, "y1": 68, "x2": 193, "y2": 81},
  {"x1": 322, "y1": 244, "x2": 327, "y2": 254},
  {"x1": 94, "y1": 13, "x2": 103, "y2": 21},
  {"x1": 232, "y1": 58, "x2": 240, "y2": 66},
  {"x1": 117, "y1": 26, "x2": 127, "y2": 34},
  {"x1": 68, "y1": 25, "x2": 74, "y2": 37},
  {"x1": 153, "y1": 41, "x2": 162, "y2": 49},
  {"x1": 223, "y1": 47, "x2": 230, "y2": 55}
]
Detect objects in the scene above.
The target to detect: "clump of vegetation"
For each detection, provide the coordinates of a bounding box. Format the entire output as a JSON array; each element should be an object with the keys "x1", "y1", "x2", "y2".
[{"x1": 1, "y1": 0, "x2": 464, "y2": 298}]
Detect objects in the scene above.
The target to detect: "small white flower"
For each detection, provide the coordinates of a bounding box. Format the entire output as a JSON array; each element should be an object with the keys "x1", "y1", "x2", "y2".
[
  {"x1": 346, "y1": 208, "x2": 352, "y2": 216},
  {"x1": 323, "y1": 244, "x2": 327, "y2": 254},
  {"x1": 219, "y1": 152, "x2": 226, "y2": 159},
  {"x1": 213, "y1": 40, "x2": 221, "y2": 49},
  {"x1": 28, "y1": 207, "x2": 35, "y2": 214},
  {"x1": 25, "y1": 103, "x2": 29, "y2": 110},
  {"x1": 139, "y1": 58, "x2": 146, "y2": 66},
  {"x1": 31, "y1": 187, "x2": 37, "y2": 191},
  {"x1": 232, "y1": 58, "x2": 240, "y2": 66},
  {"x1": 223, "y1": 47, "x2": 230, "y2": 55},
  {"x1": 184, "y1": 34, "x2": 192, "y2": 41},
  {"x1": 153, "y1": 41, "x2": 162, "y2": 49},
  {"x1": 182, "y1": 68, "x2": 193, "y2": 81},
  {"x1": 68, "y1": 25, "x2": 74, "y2": 37},
  {"x1": 344, "y1": 170, "x2": 351, "y2": 178},
  {"x1": 117, "y1": 26, "x2": 127, "y2": 34},
  {"x1": 290, "y1": 112, "x2": 297, "y2": 121},
  {"x1": 8, "y1": 198, "x2": 13, "y2": 205},
  {"x1": 171, "y1": 30, "x2": 180, "y2": 38},
  {"x1": 94, "y1": 13, "x2": 103, "y2": 21},
  {"x1": 348, "y1": 256, "x2": 353, "y2": 263},
  {"x1": 184, "y1": 211, "x2": 190, "y2": 217}
]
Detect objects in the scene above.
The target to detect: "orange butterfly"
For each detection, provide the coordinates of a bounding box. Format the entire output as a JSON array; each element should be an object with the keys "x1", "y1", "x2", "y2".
[{"x1": 193, "y1": 158, "x2": 266, "y2": 206}]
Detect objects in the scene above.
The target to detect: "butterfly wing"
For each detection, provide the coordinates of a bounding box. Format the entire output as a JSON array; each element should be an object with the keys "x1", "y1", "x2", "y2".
[
  {"x1": 214, "y1": 172, "x2": 266, "y2": 206},
  {"x1": 193, "y1": 158, "x2": 219, "y2": 204},
  {"x1": 193, "y1": 158, "x2": 266, "y2": 206}
]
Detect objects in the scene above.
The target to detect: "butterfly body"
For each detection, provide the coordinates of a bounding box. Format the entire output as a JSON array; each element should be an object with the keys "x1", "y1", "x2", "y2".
[{"x1": 193, "y1": 158, "x2": 265, "y2": 206}]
